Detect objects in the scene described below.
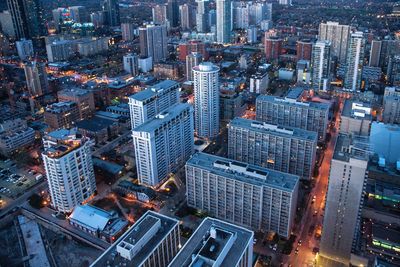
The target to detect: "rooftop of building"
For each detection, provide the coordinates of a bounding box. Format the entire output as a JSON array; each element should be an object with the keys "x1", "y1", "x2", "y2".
[
  {"x1": 69, "y1": 205, "x2": 115, "y2": 231},
  {"x1": 42, "y1": 128, "x2": 87, "y2": 159},
  {"x1": 230, "y1": 117, "x2": 318, "y2": 142},
  {"x1": 256, "y1": 94, "x2": 330, "y2": 110},
  {"x1": 45, "y1": 101, "x2": 77, "y2": 113},
  {"x1": 333, "y1": 134, "x2": 371, "y2": 163},
  {"x1": 342, "y1": 100, "x2": 372, "y2": 119},
  {"x1": 187, "y1": 152, "x2": 299, "y2": 192},
  {"x1": 129, "y1": 80, "x2": 179, "y2": 102},
  {"x1": 92, "y1": 158, "x2": 123, "y2": 175},
  {"x1": 58, "y1": 88, "x2": 91, "y2": 98},
  {"x1": 90, "y1": 211, "x2": 179, "y2": 267},
  {"x1": 169, "y1": 217, "x2": 253, "y2": 267},
  {"x1": 75, "y1": 117, "x2": 116, "y2": 132},
  {"x1": 370, "y1": 122, "x2": 400, "y2": 164},
  {"x1": 132, "y1": 103, "x2": 192, "y2": 133},
  {"x1": 106, "y1": 104, "x2": 130, "y2": 113},
  {"x1": 192, "y1": 62, "x2": 220, "y2": 72},
  {"x1": 285, "y1": 87, "x2": 306, "y2": 100}
]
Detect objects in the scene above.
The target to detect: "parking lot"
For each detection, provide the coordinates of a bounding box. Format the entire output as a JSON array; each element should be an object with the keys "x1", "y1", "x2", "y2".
[{"x1": 0, "y1": 160, "x2": 43, "y2": 200}]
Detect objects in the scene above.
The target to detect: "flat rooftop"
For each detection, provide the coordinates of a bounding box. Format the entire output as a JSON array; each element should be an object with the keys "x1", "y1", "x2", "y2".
[
  {"x1": 76, "y1": 117, "x2": 116, "y2": 132},
  {"x1": 230, "y1": 117, "x2": 318, "y2": 142},
  {"x1": 58, "y1": 88, "x2": 91, "y2": 97},
  {"x1": 43, "y1": 128, "x2": 86, "y2": 159},
  {"x1": 342, "y1": 100, "x2": 372, "y2": 119},
  {"x1": 169, "y1": 217, "x2": 253, "y2": 267},
  {"x1": 91, "y1": 211, "x2": 179, "y2": 267},
  {"x1": 129, "y1": 80, "x2": 178, "y2": 102},
  {"x1": 187, "y1": 152, "x2": 299, "y2": 192},
  {"x1": 333, "y1": 134, "x2": 371, "y2": 163},
  {"x1": 132, "y1": 103, "x2": 191, "y2": 133},
  {"x1": 45, "y1": 101, "x2": 77, "y2": 113},
  {"x1": 256, "y1": 94, "x2": 330, "y2": 110}
]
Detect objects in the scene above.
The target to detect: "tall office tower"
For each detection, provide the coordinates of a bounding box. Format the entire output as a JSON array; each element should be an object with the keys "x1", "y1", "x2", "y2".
[
  {"x1": 58, "y1": 88, "x2": 95, "y2": 120},
  {"x1": 264, "y1": 37, "x2": 282, "y2": 61},
  {"x1": 208, "y1": 9, "x2": 216, "y2": 28},
  {"x1": 196, "y1": 0, "x2": 209, "y2": 32},
  {"x1": 369, "y1": 40, "x2": 382, "y2": 67},
  {"x1": 123, "y1": 53, "x2": 139, "y2": 76},
  {"x1": 102, "y1": 0, "x2": 120, "y2": 27},
  {"x1": 179, "y1": 4, "x2": 195, "y2": 31},
  {"x1": 232, "y1": 2, "x2": 249, "y2": 30},
  {"x1": 379, "y1": 39, "x2": 400, "y2": 72},
  {"x1": 0, "y1": 11, "x2": 16, "y2": 37},
  {"x1": 193, "y1": 62, "x2": 220, "y2": 139},
  {"x1": 228, "y1": 118, "x2": 318, "y2": 180},
  {"x1": 216, "y1": 0, "x2": 232, "y2": 44},
  {"x1": 128, "y1": 80, "x2": 179, "y2": 129},
  {"x1": 152, "y1": 4, "x2": 167, "y2": 25},
  {"x1": 178, "y1": 40, "x2": 208, "y2": 61},
  {"x1": 311, "y1": 40, "x2": 331, "y2": 91},
  {"x1": 186, "y1": 52, "x2": 202, "y2": 81},
  {"x1": 318, "y1": 134, "x2": 370, "y2": 266},
  {"x1": 121, "y1": 23, "x2": 135, "y2": 41},
  {"x1": 344, "y1": 32, "x2": 365, "y2": 91},
  {"x1": 247, "y1": 26, "x2": 257, "y2": 44},
  {"x1": 132, "y1": 103, "x2": 194, "y2": 187},
  {"x1": 388, "y1": 55, "x2": 400, "y2": 86},
  {"x1": 256, "y1": 95, "x2": 330, "y2": 141},
  {"x1": 44, "y1": 101, "x2": 80, "y2": 130},
  {"x1": 279, "y1": 0, "x2": 292, "y2": 5},
  {"x1": 69, "y1": 6, "x2": 88, "y2": 23},
  {"x1": 170, "y1": 216, "x2": 254, "y2": 267},
  {"x1": 42, "y1": 129, "x2": 97, "y2": 213},
  {"x1": 139, "y1": 24, "x2": 168, "y2": 63},
  {"x1": 383, "y1": 87, "x2": 400, "y2": 124},
  {"x1": 6, "y1": 0, "x2": 45, "y2": 41},
  {"x1": 297, "y1": 39, "x2": 313, "y2": 61},
  {"x1": 23, "y1": 61, "x2": 48, "y2": 97},
  {"x1": 167, "y1": 0, "x2": 179, "y2": 27},
  {"x1": 185, "y1": 152, "x2": 299, "y2": 238},
  {"x1": 318, "y1": 21, "x2": 351, "y2": 63},
  {"x1": 91, "y1": 211, "x2": 180, "y2": 267},
  {"x1": 16, "y1": 39, "x2": 33, "y2": 60}
]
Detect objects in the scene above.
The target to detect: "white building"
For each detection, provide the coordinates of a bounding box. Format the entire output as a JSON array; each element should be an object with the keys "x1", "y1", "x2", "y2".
[
  {"x1": 319, "y1": 134, "x2": 370, "y2": 266},
  {"x1": 383, "y1": 86, "x2": 400, "y2": 124},
  {"x1": 186, "y1": 152, "x2": 299, "y2": 238},
  {"x1": 152, "y1": 4, "x2": 167, "y2": 25},
  {"x1": 128, "y1": 80, "x2": 179, "y2": 129},
  {"x1": 196, "y1": 0, "x2": 209, "y2": 33},
  {"x1": 169, "y1": 216, "x2": 254, "y2": 267},
  {"x1": 216, "y1": 0, "x2": 232, "y2": 44},
  {"x1": 344, "y1": 32, "x2": 365, "y2": 91},
  {"x1": 340, "y1": 100, "x2": 372, "y2": 136},
  {"x1": 123, "y1": 53, "x2": 139, "y2": 76},
  {"x1": 91, "y1": 211, "x2": 180, "y2": 267},
  {"x1": 42, "y1": 129, "x2": 96, "y2": 213},
  {"x1": 185, "y1": 52, "x2": 202, "y2": 81},
  {"x1": 132, "y1": 103, "x2": 194, "y2": 187},
  {"x1": 250, "y1": 71, "x2": 269, "y2": 94},
  {"x1": 138, "y1": 56, "x2": 153, "y2": 72},
  {"x1": 311, "y1": 40, "x2": 331, "y2": 91},
  {"x1": 16, "y1": 39, "x2": 34, "y2": 60},
  {"x1": 279, "y1": 0, "x2": 292, "y2": 5},
  {"x1": 193, "y1": 62, "x2": 220, "y2": 139},
  {"x1": 318, "y1": 21, "x2": 351, "y2": 63}
]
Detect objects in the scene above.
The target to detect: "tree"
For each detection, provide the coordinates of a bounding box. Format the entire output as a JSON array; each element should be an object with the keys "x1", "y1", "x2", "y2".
[{"x1": 29, "y1": 193, "x2": 44, "y2": 209}]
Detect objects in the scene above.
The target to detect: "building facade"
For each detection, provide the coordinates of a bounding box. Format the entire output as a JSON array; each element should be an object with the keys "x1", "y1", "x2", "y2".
[
  {"x1": 344, "y1": 32, "x2": 365, "y2": 91},
  {"x1": 193, "y1": 62, "x2": 220, "y2": 139},
  {"x1": 228, "y1": 118, "x2": 318, "y2": 180},
  {"x1": 186, "y1": 152, "x2": 299, "y2": 238},
  {"x1": 58, "y1": 88, "x2": 95, "y2": 120},
  {"x1": 216, "y1": 0, "x2": 232, "y2": 44},
  {"x1": 23, "y1": 61, "x2": 49, "y2": 97},
  {"x1": 318, "y1": 21, "x2": 351, "y2": 63},
  {"x1": 44, "y1": 101, "x2": 80, "y2": 130},
  {"x1": 139, "y1": 24, "x2": 168, "y2": 63},
  {"x1": 311, "y1": 40, "x2": 331, "y2": 91},
  {"x1": 42, "y1": 129, "x2": 97, "y2": 213},
  {"x1": 132, "y1": 103, "x2": 194, "y2": 187},
  {"x1": 123, "y1": 53, "x2": 139, "y2": 76},
  {"x1": 128, "y1": 80, "x2": 179, "y2": 129},
  {"x1": 256, "y1": 95, "x2": 330, "y2": 141}
]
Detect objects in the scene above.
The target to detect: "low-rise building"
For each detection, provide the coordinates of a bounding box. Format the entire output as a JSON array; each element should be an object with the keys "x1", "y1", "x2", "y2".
[
  {"x1": 76, "y1": 117, "x2": 119, "y2": 144},
  {"x1": 44, "y1": 101, "x2": 80, "y2": 130},
  {"x1": 340, "y1": 100, "x2": 372, "y2": 136},
  {"x1": 0, "y1": 119, "x2": 35, "y2": 156},
  {"x1": 69, "y1": 204, "x2": 128, "y2": 243}
]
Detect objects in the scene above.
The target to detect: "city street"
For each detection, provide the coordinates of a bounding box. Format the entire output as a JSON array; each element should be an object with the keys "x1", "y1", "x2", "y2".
[{"x1": 285, "y1": 100, "x2": 343, "y2": 267}]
